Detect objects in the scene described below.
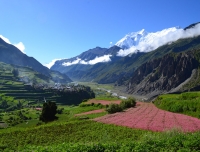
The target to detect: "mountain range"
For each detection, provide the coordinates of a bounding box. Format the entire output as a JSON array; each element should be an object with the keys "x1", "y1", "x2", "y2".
[
  {"x1": 50, "y1": 22, "x2": 200, "y2": 98},
  {"x1": 1, "y1": 22, "x2": 200, "y2": 99}
]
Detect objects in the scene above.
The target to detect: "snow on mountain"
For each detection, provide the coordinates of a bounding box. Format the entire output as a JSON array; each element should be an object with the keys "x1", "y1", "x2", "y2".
[
  {"x1": 115, "y1": 29, "x2": 148, "y2": 49},
  {"x1": 116, "y1": 23, "x2": 200, "y2": 56},
  {"x1": 49, "y1": 23, "x2": 200, "y2": 68}
]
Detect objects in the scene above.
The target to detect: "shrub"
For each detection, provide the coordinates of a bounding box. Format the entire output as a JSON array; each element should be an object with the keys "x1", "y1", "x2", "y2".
[
  {"x1": 120, "y1": 97, "x2": 136, "y2": 109},
  {"x1": 79, "y1": 103, "x2": 87, "y2": 107},
  {"x1": 106, "y1": 103, "x2": 122, "y2": 114},
  {"x1": 57, "y1": 108, "x2": 64, "y2": 114}
]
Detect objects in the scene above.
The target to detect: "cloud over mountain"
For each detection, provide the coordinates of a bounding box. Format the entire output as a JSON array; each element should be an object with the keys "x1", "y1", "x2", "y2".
[
  {"x1": 0, "y1": 35, "x2": 25, "y2": 53},
  {"x1": 45, "y1": 59, "x2": 64, "y2": 69},
  {"x1": 62, "y1": 55, "x2": 112, "y2": 66},
  {"x1": 116, "y1": 23, "x2": 200, "y2": 56}
]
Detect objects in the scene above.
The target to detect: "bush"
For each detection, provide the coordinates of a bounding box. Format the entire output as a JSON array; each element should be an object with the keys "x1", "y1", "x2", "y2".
[
  {"x1": 79, "y1": 103, "x2": 88, "y2": 107},
  {"x1": 57, "y1": 108, "x2": 64, "y2": 114},
  {"x1": 106, "y1": 103, "x2": 122, "y2": 114},
  {"x1": 106, "y1": 97, "x2": 136, "y2": 114},
  {"x1": 120, "y1": 97, "x2": 136, "y2": 109}
]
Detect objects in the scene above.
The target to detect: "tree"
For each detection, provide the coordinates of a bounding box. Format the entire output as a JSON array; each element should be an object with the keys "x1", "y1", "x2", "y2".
[
  {"x1": 12, "y1": 68, "x2": 19, "y2": 77},
  {"x1": 39, "y1": 101, "x2": 57, "y2": 122}
]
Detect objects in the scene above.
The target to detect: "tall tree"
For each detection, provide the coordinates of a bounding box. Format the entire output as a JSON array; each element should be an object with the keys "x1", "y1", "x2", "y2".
[{"x1": 39, "y1": 101, "x2": 57, "y2": 122}]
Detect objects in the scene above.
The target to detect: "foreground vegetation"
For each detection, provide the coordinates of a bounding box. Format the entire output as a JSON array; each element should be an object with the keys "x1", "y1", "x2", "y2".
[
  {"x1": 154, "y1": 92, "x2": 200, "y2": 118},
  {"x1": 0, "y1": 120, "x2": 200, "y2": 151},
  {"x1": 1, "y1": 73, "x2": 200, "y2": 151}
]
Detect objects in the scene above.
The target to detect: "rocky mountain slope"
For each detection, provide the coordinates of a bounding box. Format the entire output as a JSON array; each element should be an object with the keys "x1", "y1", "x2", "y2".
[{"x1": 126, "y1": 49, "x2": 200, "y2": 99}]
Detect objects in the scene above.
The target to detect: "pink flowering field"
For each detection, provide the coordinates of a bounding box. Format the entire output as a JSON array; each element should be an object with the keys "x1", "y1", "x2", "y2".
[{"x1": 94, "y1": 102, "x2": 200, "y2": 132}]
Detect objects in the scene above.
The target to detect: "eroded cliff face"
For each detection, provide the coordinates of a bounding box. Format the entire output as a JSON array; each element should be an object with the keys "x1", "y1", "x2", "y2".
[{"x1": 127, "y1": 51, "x2": 199, "y2": 98}]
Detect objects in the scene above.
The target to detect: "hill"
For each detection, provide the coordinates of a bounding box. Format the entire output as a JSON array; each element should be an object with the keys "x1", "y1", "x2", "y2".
[
  {"x1": 0, "y1": 37, "x2": 72, "y2": 83},
  {"x1": 0, "y1": 63, "x2": 95, "y2": 112}
]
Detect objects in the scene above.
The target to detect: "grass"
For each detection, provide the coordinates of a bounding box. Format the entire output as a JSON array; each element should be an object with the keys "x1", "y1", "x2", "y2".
[
  {"x1": 0, "y1": 120, "x2": 149, "y2": 150},
  {"x1": 0, "y1": 93, "x2": 200, "y2": 151},
  {"x1": 0, "y1": 120, "x2": 200, "y2": 151},
  {"x1": 154, "y1": 92, "x2": 200, "y2": 118}
]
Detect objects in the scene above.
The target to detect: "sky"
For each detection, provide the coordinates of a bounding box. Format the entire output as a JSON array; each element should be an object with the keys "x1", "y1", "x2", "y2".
[{"x1": 0, "y1": 0, "x2": 200, "y2": 67}]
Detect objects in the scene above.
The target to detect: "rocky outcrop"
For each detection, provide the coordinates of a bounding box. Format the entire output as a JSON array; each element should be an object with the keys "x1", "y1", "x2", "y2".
[{"x1": 127, "y1": 50, "x2": 199, "y2": 98}]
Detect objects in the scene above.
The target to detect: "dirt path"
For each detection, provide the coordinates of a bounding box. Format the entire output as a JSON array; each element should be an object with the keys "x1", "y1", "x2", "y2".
[{"x1": 94, "y1": 102, "x2": 200, "y2": 132}]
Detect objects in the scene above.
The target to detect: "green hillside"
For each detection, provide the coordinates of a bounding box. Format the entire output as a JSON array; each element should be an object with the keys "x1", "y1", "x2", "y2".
[{"x1": 0, "y1": 62, "x2": 95, "y2": 112}]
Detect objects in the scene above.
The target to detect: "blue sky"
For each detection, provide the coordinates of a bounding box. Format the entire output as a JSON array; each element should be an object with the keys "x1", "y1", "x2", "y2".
[{"x1": 0, "y1": 0, "x2": 200, "y2": 66}]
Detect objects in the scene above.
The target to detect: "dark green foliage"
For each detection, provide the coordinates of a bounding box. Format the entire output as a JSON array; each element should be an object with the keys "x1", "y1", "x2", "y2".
[
  {"x1": 40, "y1": 101, "x2": 57, "y2": 122},
  {"x1": 106, "y1": 103, "x2": 122, "y2": 114},
  {"x1": 154, "y1": 92, "x2": 200, "y2": 118},
  {"x1": 106, "y1": 97, "x2": 136, "y2": 114},
  {"x1": 11, "y1": 68, "x2": 19, "y2": 77},
  {"x1": 120, "y1": 97, "x2": 136, "y2": 109},
  {"x1": 79, "y1": 102, "x2": 104, "y2": 108},
  {"x1": 17, "y1": 110, "x2": 28, "y2": 120},
  {"x1": 57, "y1": 108, "x2": 64, "y2": 114}
]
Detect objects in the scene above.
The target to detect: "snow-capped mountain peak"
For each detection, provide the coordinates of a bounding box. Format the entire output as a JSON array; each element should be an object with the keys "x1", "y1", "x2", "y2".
[
  {"x1": 115, "y1": 26, "x2": 185, "y2": 56},
  {"x1": 116, "y1": 24, "x2": 200, "y2": 57},
  {"x1": 115, "y1": 29, "x2": 148, "y2": 49}
]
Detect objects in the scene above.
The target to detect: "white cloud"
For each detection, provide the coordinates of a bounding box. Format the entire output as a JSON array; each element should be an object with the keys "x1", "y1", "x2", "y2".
[
  {"x1": 0, "y1": 35, "x2": 26, "y2": 53},
  {"x1": 45, "y1": 59, "x2": 63, "y2": 69},
  {"x1": 62, "y1": 55, "x2": 112, "y2": 66},
  {"x1": 14, "y1": 42, "x2": 25, "y2": 53},
  {"x1": 62, "y1": 58, "x2": 81, "y2": 66},
  {"x1": 117, "y1": 24, "x2": 200, "y2": 56},
  {"x1": 87, "y1": 55, "x2": 112, "y2": 64}
]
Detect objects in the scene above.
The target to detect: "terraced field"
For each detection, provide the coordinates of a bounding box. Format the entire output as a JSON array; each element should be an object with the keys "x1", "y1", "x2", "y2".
[
  {"x1": 0, "y1": 71, "x2": 58, "y2": 102},
  {"x1": 0, "y1": 66, "x2": 95, "y2": 111}
]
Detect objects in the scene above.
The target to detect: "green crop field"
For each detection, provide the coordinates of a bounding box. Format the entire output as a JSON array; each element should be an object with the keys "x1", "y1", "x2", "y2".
[
  {"x1": 0, "y1": 98, "x2": 200, "y2": 151},
  {"x1": 154, "y1": 92, "x2": 200, "y2": 118}
]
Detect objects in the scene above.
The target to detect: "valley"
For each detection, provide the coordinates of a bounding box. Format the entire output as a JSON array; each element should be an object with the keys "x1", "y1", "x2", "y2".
[{"x1": 0, "y1": 22, "x2": 200, "y2": 151}]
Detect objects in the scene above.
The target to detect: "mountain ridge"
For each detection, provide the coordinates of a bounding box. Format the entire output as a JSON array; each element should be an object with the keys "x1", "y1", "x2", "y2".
[
  {"x1": 0, "y1": 38, "x2": 72, "y2": 84},
  {"x1": 126, "y1": 48, "x2": 200, "y2": 100}
]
